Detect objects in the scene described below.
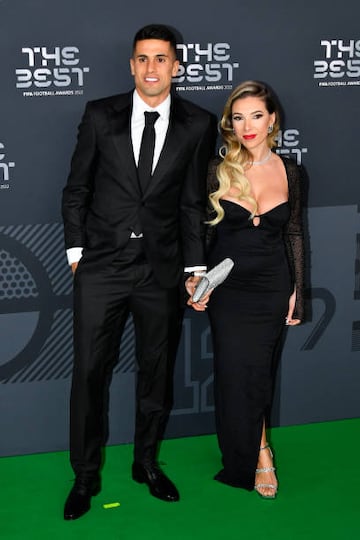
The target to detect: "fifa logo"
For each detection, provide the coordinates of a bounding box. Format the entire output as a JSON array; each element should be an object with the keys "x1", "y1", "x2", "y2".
[
  {"x1": 0, "y1": 142, "x2": 15, "y2": 190},
  {"x1": 174, "y1": 42, "x2": 239, "y2": 85},
  {"x1": 275, "y1": 129, "x2": 308, "y2": 165},
  {"x1": 314, "y1": 39, "x2": 360, "y2": 83},
  {"x1": 15, "y1": 46, "x2": 90, "y2": 90}
]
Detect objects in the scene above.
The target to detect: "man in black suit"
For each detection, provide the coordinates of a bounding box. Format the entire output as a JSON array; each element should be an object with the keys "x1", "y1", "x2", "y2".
[{"x1": 62, "y1": 24, "x2": 216, "y2": 520}]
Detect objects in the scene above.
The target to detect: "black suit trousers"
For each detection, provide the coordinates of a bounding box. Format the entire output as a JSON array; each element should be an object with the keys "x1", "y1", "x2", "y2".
[{"x1": 69, "y1": 239, "x2": 182, "y2": 475}]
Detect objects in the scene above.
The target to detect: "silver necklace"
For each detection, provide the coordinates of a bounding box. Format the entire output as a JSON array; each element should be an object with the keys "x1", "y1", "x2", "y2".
[{"x1": 251, "y1": 149, "x2": 272, "y2": 166}]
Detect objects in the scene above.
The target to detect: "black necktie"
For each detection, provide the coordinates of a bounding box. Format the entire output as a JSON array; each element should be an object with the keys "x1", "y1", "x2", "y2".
[{"x1": 138, "y1": 111, "x2": 159, "y2": 193}]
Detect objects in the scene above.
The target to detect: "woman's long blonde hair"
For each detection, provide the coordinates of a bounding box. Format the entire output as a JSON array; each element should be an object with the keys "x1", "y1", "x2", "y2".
[{"x1": 209, "y1": 81, "x2": 281, "y2": 225}]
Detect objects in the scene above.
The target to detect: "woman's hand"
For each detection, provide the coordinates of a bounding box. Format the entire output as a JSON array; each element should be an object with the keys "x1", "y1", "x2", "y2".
[
  {"x1": 286, "y1": 289, "x2": 301, "y2": 326},
  {"x1": 185, "y1": 276, "x2": 212, "y2": 312}
]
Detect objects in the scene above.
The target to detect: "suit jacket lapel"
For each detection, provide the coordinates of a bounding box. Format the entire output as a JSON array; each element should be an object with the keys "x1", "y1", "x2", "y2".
[
  {"x1": 143, "y1": 97, "x2": 189, "y2": 198},
  {"x1": 109, "y1": 94, "x2": 142, "y2": 197}
]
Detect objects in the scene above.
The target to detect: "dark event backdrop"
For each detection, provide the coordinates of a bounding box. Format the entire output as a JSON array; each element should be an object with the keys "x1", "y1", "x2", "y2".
[{"x1": 0, "y1": 0, "x2": 359, "y2": 456}]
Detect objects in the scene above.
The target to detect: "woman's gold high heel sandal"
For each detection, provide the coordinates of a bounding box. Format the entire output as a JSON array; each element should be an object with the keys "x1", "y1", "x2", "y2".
[{"x1": 254, "y1": 443, "x2": 278, "y2": 499}]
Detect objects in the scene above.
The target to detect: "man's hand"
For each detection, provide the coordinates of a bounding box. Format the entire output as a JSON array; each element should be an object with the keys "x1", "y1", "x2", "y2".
[{"x1": 184, "y1": 275, "x2": 201, "y2": 297}]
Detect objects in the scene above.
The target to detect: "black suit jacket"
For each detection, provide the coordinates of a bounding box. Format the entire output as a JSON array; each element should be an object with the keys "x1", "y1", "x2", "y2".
[{"x1": 62, "y1": 91, "x2": 217, "y2": 287}]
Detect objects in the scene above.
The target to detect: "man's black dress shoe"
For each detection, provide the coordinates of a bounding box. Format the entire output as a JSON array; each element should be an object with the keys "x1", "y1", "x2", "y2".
[
  {"x1": 132, "y1": 462, "x2": 180, "y2": 502},
  {"x1": 64, "y1": 474, "x2": 101, "y2": 520}
]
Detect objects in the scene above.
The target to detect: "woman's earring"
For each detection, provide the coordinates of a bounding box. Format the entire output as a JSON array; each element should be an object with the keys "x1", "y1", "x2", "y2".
[{"x1": 268, "y1": 125, "x2": 273, "y2": 134}]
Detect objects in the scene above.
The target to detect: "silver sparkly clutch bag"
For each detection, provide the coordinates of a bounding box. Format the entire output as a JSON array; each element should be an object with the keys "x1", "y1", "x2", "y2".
[{"x1": 192, "y1": 257, "x2": 234, "y2": 303}]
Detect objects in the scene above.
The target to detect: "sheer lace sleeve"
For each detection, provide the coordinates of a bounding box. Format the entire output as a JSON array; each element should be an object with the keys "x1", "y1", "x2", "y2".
[
  {"x1": 282, "y1": 156, "x2": 306, "y2": 321},
  {"x1": 205, "y1": 156, "x2": 221, "y2": 252}
]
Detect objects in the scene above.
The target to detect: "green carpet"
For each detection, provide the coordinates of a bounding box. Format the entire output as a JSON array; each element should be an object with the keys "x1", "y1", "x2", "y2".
[{"x1": 0, "y1": 419, "x2": 359, "y2": 539}]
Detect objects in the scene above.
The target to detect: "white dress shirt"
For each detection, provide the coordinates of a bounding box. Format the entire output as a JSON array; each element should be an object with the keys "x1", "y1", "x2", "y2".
[{"x1": 131, "y1": 90, "x2": 170, "y2": 172}]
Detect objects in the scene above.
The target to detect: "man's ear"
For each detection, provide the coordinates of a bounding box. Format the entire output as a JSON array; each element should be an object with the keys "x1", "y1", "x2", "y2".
[{"x1": 130, "y1": 58, "x2": 135, "y2": 76}]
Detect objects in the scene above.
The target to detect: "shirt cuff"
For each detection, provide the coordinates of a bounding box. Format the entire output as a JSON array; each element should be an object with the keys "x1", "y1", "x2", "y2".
[
  {"x1": 184, "y1": 265, "x2": 207, "y2": 276},
  {"x1": 66, "y1": 247, "x2": 83, "y2": 265}
]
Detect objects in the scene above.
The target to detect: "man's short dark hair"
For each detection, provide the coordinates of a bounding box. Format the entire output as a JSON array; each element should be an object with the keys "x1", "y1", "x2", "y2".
[{"x1": 132, "y1": 24, "x2": 178, "y2": 58}]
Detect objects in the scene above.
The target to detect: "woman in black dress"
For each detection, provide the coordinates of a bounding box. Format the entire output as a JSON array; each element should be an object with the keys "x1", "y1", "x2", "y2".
[{"x1": 189, "y1": 81, "x2": 305, "y2": 498}]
